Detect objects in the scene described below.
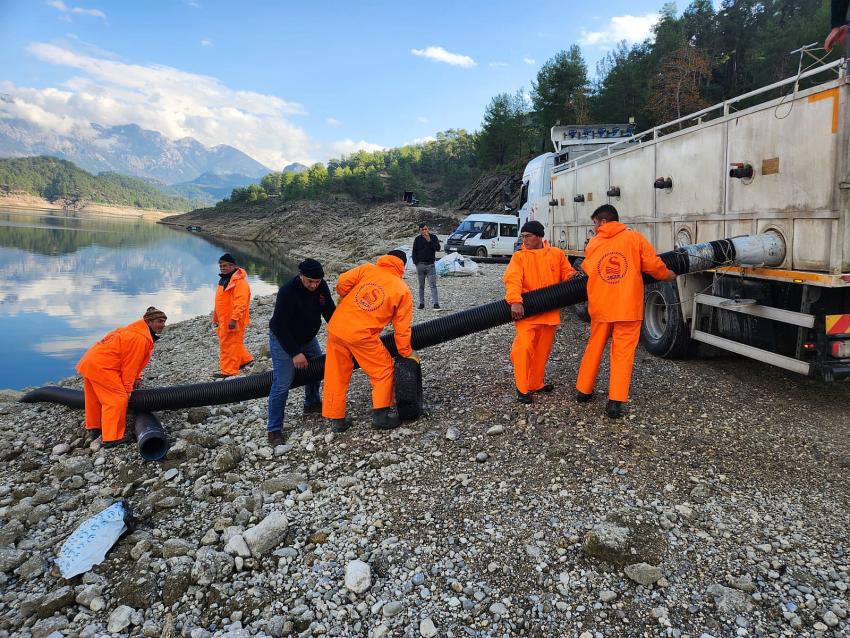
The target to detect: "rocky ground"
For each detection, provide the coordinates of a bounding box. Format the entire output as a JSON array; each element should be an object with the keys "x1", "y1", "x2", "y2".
[
  {"x1": 1, "y1": 258, "x2": 849, "y2": 638},
  {"x1": 161, "y1": 200, "x2": 464, "y2": 275}
]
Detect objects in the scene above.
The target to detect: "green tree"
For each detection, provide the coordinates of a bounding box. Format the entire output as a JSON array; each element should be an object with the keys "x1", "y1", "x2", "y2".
[{"x1": 530, "y1": 46, "x2": 590, "y2": 151}]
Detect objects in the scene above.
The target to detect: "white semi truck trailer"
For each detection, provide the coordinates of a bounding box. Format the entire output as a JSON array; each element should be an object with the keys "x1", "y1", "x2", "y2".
[{"x1": 518, "y1": 58, "x2": 850, "y2": 380}]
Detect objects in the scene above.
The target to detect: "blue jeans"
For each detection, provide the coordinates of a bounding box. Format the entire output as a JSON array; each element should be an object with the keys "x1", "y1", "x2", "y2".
[{"x1": 267, "y1": 332, "x2": 322, "y2": 433}]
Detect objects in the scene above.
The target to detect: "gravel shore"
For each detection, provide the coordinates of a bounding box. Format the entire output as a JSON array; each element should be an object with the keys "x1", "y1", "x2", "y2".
[{"x1": 1, "y1": 261, "x2": 848, "y2": 638}]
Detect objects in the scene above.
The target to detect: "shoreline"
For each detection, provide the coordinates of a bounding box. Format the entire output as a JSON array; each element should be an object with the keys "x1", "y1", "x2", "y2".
[{"x1": 0, "y1": 193, "x2": 179, "y2": 221}]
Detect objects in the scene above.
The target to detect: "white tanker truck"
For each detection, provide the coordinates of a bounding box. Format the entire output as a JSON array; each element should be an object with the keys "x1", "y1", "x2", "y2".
[{"x1": 517, "y1": 56, "x2": 850, "y2": 380}]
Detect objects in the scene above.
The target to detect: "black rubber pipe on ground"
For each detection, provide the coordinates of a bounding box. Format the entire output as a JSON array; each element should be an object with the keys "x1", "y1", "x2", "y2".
[
  {"x1": 135, "y1": 412, "x2": 169, "y2": 461},
  {"x1": 20, "y1": 239, "x2": 738, "y2": 412}
]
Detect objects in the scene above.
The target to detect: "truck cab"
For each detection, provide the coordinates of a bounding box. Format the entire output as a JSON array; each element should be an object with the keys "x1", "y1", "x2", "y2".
[
  {"x1": 515, "y1": 153, "x2": 555, "y2": 250},
  {"x1": 445, "y1": 212, "x2": 519, "y2": 257}
]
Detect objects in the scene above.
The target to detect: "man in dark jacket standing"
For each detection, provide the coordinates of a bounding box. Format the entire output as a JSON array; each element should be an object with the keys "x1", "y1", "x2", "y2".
[
  {"x1": 267, "y1": 258, "x2": 335, "y2": 445},
  {"x1": 412, "y1": 222, "x2": 441, "y2": 309}
]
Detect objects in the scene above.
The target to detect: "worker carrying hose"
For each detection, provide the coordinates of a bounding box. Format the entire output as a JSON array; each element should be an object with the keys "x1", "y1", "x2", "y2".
[
  {"x1": 76, "y1": 307, "x2": 167, "y2": 447},
  {"x1": 322, "y1": 250, "x2": 414, "y2": 432},
  {"x1": 575, "y1": 205, "x2": 676, "y2": 418},
  {"x1": 266, "y1": 258, "x2": 335, "y2": 446},
  {"x1": 212, "y1": 253, "x2": 253, "y2": 378},
  {"x1": 504, "y1": 220, "x2": 576, "y2": 404}
]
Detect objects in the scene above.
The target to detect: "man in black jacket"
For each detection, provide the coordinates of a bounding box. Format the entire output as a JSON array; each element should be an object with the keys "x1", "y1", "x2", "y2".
[
  {"x1": 412, "y1": 222, "x2": 441, "y2": 309},
  {"x1": 267, "y1": 258, "x2": 335, "y2": 445},
  {"x1": 826, "y1": 0, "x2": 849, "y2": 50}
]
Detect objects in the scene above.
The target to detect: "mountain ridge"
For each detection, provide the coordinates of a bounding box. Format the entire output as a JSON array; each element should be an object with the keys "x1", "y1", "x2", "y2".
[{"x1": 0, "y1": 109, "x2": 272, "y2": 185}]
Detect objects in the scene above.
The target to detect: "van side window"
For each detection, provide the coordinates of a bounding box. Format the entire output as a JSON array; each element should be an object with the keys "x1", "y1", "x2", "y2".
[
  {"x1": 519, "y1": 181, "x2": 529, "y2": 209},
  {"x1": 500, "y1": 223, "x2": 517, "y2": 237},
  {"x1": 481, "y1": 223, "x2": 497, "y2": 240}
]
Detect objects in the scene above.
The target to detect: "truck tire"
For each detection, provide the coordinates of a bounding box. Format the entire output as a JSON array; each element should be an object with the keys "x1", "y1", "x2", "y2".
[
  {"x1": 572, "y1": 300, "x2": 590, "y2": 323},
  {"x1": 475, "y1": 246, "x2": 488, "y2": 257},
  {"x1": 641, "y1": 281, "x2": 690, "y2": 358}
]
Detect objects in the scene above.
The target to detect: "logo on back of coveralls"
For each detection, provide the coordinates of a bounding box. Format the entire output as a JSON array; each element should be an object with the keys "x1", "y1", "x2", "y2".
[
  {"x1": 355, "y1": 283, "x2": 385, "y2": 311},
  {"x1": 597, "y1": 252, "x2": 627, "y2": 283}
]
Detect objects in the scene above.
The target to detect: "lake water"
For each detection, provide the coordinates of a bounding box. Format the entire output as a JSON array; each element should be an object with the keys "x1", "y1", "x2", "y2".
[{"x1": 0, "y1": 208, "x2": 293, "y2": 390}]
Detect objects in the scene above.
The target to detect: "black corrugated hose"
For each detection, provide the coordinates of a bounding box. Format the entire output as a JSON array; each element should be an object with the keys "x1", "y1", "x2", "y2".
[{"x1": 20, "y1": 239, "x2": 737, "y2": 412}]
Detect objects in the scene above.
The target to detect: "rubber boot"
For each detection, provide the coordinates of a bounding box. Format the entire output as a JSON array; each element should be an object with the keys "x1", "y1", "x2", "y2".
[
  {"x1": 327, "y1": 417, "x2": 353, "y2": 433},
  {"x1": 516, "y1": 389, "x2": 533, "y2": 404},
  {"x1": 606, "y1": 400, "x2": 624, "y2": 419},
  {"x1": 576, "y1": 390, "x2": 594, "y2": 403},
  {"x1": 372, "y1": 407, "x2": 400, "y2": 430}
]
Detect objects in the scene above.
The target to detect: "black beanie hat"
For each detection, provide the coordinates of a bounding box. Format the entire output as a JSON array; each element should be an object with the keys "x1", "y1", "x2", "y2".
[
  {"x1": 298, "y1": 258, "x2": 324, "y2": 279},
  {"x1": 219, "y1": 253, "x2": 237, "y2": 264},
  {"x1": 387, "y1": 249, "x2": 407, "y2": 266},
  {"x1": 520, "y1": 220, "x2": 545, "y2": 237}
]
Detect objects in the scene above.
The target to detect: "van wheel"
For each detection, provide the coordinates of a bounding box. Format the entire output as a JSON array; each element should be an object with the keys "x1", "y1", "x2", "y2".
[
  {"x1": 475, "y1": 247, "x2": 487, "y2": 257},
  {"x1": 572, "y1": 300, "x2": 590, "y2": 323},
  {"x1": 641, "y1": 281, "x2": 690, "y2": 358}
]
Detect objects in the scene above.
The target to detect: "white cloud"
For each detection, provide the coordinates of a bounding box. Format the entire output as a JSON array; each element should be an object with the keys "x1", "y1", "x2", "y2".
[
  {"x1": 200, "y1": 38, "x2": 213, "y2": 47},
  {"x1": 410, "y1": 136, "x2": 437, "y2": 145},
  {"x1": 326, "y1": 117, "x2": 342, "y2": 127},
  {"x1": 328, "y1": 139, "x2": 386, "y2": 157},
  {"x1": 417, "y1": 116, "x2": 429, "y2": 124},
  {"x1": 580, "y1": 13, "x2": 659, "y2": 46},
  {"x1": 411, "y1": 46, "x2": 476, "y2": 68},
  {"x1": 489, "y1": 61, "x2": 508, "y2": 68},
  {"x1": 46, "y1": 0, "x2": 106, "y2": 19},
  {"x1": 3, "y1": 41, "x2": 316, "y2": 167},
  {"x1": 522, "y1": 57, "x2": 536, "y2": 65}
]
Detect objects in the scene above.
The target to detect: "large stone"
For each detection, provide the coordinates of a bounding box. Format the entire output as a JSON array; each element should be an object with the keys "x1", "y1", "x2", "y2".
[
  {"x1": 187, "y1": 407, "x2": 212, "y2": 424},
  {"x1": 0, "y1": 547, "x2": 27, "y2": 573},
  {"x1": 31, "y1": 616, "x2": 69, "y2": 638},
  {"x1": 345, "y1": 560, "x2": 372, "y2": 594},
  {"x1": 53, "y1": 456, "x2": 93, "y2": 480},
  {"x1": 162, "y1": 538, "x2": 195, "y2": 558},
  {"x1": 18, "y1": 555, "x2": 47, "y2": 580},
  {"x1": 115, "y1": 571, "x2": 158, "y2": 608},
  {"x1": 107, "y1": 605, "x2": 134, "y2": 633},
  {"x1": 212, "y1": 445, "x2": 242, "y2": 472},
  {"x1": 181, "y1": 429, "x2": 219, "y2": 448},
  {"x1": 706, "y1": 584, "x2": 753, "y2": 617},
  {"x1": 191, "y1": 548, "x2": 233, "y2": 585},
  {"x1": 419, "y1": 617, "x2": 438, "y2": 638},
  {"x1": 0, "y1": 520, "x2": 25, "y2": 545},
  {"x1": 162, "y1": 564, "x2": 193, "y2": 607},
  {"x1": 242, "y1": 511, "x2": 288, "y2": 556},
  {"x1": 262, "y1": 474, "x2": 307, "y2": 495},
  {"x1": 36, "y1": 586, "x2": 75, "y2": 619},
  {"x1": 224, "y1": 534, "x2": 252, "y2": 558},
  {"x1": 624, "y1": 562, "x2": 663, "y2": 586},
  {"x1": 583, "y1": 508, "x2": 667, "y2": 567}
]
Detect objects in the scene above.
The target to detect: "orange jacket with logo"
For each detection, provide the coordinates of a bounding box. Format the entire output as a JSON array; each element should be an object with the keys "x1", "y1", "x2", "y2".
[
  {"x1": 76, "y1": 319, "x2": 155, "y2": 392},
  {"x1": 328, "y1": 255, "x2": 413, "y2": 356},
  {"x1": 582, "y1": 221, "x2": 673, "y2": 322},
  {"x1": 504, "y1": 241, "x2": 576, "y2": 325},
  {"x1": 213, "y1": 267, "x2": 251, "y2": 327}
]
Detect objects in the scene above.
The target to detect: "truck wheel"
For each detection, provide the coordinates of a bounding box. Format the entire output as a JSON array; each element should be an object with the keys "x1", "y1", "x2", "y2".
[
  {"x1": 641, "y1": 281, "x2": 690, "y2": 358},
  {"x1": 572, "y1": 300, "x2": 590, "y2": 323},
  {"x1": 475, "y1": 246, "x2": 487, "y2": 257}
]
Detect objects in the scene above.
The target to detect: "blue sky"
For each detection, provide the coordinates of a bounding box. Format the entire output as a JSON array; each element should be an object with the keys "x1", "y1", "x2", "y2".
[{"x1": 0, "y1": 0, "x2": 669, "y2": 170}]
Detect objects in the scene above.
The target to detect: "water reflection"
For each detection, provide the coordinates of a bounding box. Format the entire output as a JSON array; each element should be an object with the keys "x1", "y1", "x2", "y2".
[{"x1": 0, "y1": 208, "x2": 293, "y2": 390}]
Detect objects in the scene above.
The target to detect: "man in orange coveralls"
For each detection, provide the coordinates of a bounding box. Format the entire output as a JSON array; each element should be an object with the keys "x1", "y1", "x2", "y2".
[
  {"x1": 504, "y1": 220, "x2": 576, "y2": 404},
  {"x1": 76, "y1": 307, "x2": 167, "y2": 447},
  {"x1": 322, "y1": 250, "x2": 414, "y2": 432},
  {"x1": 212, "y1": 253, "x2": 253, "y2": 378},
  {"x1": 576, "y1": 204, "x2": 676, "y2": 418}
]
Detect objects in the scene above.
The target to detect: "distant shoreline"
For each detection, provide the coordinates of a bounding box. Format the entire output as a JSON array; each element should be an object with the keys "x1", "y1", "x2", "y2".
[{"x1": 0, "y1": 193, "x2": 177, "y2": 221}]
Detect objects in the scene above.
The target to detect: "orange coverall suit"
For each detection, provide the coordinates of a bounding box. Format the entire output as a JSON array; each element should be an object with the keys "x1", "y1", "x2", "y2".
[
  {"x1": 576, "y1": 221, "x2": 674, "y2": 402},
  {"x1": 504, "y1": 242, "x2": 575, "y2": 394},
  {"x1": 322, "y1": 255, "x2": 413, "y2": 419},
  {"x1": 213, "y1": 267, "x2": 253, "y2": 376},
  {"x1": 76, "y1": 319, "x2": 155, "y2": 442}
]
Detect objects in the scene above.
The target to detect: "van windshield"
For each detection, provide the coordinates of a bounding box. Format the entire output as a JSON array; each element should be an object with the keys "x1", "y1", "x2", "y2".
[{"x1": 455, "y1": 220, "x2": 488, "y2": 233}]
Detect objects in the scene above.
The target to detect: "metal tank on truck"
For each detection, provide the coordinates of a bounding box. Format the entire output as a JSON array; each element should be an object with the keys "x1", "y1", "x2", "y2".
[{"x1": 536, "y1": 53, "x2": 850, "y2": 380}]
